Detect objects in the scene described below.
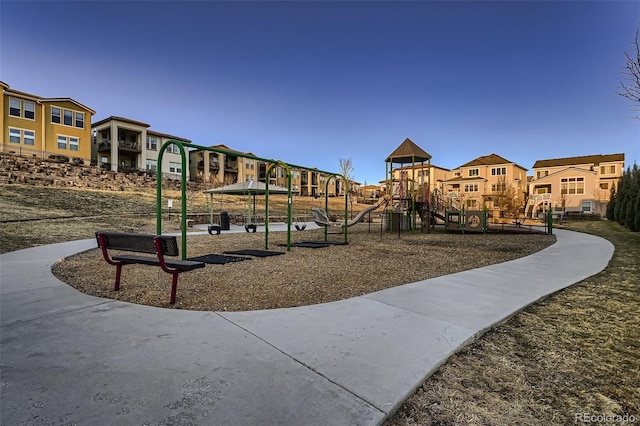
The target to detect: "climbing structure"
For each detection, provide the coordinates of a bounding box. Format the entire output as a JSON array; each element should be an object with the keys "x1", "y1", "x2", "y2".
[{"x1": 384, "y1": 138, "x2": 433, "y2": 232}]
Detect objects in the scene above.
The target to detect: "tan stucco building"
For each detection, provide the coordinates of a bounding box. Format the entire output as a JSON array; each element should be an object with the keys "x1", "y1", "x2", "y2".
[
  {"x1": 527, "y1": 153, "x2": 625, "y2": 217},
  {"x1": 443, "y1": 153, "x2": 528, "y2": 211}
]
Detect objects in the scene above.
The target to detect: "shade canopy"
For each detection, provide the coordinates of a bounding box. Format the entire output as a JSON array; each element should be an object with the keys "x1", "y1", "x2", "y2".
[
  {"x1": 385, "y1": 138, "x2": 432, "y2": 164},
  {"x1": 203, "y1": 180, "x2": 289, "y2": 195}
]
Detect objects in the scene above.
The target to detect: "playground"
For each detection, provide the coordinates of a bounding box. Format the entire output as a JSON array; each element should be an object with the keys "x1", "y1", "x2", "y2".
[{"x1": 46, "y1": 137, "x2": 559, "y2": 310}]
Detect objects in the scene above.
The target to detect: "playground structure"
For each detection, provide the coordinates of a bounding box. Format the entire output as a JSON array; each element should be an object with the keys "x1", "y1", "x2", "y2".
[
  {"x1": 383, "y1": 138, "x2": 553, "y2": 235},
  {"x1": 155, "y1": 140, "x2": 357, "y2": 257},
  {"x1": 153, "y1": 138, "x2": 551, "y2": 255},
  {"x1": 384, "y1": 138, "x2": 434, "y2": 233}
]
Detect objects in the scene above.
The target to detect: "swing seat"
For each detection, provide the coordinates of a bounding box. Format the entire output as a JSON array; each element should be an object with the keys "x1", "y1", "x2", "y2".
[
  {"x1": 295, "y1": 224, "x2": 307, "y2": 231},
  {"x1": 208, "y1": 225, "x2": 221, "y2": 235},
  {"x1": 245, "y1": 224, "x2": 257, "y2": 233}
]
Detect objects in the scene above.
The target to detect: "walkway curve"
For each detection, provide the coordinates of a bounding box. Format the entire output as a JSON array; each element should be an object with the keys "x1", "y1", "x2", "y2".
[{"x1": 0, "y1": 229, "x2": 614, "y2": 425}]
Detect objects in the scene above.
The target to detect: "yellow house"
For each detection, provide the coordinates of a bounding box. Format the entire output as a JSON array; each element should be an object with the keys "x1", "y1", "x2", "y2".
[
  {"x1": 444, "y1": 153, "x2": 528, "y2": 211},
  {"x1": 527, "y1": 153, "x2": 625, "y2": 217},
  {"x1": 2, "y1": 82, "x2": 95, "y2": 162}
]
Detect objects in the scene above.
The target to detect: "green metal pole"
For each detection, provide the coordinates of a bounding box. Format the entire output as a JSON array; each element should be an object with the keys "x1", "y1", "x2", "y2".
[
  {"x1": 324, "y1": 176, "x2": 333, "y2": 242},
  {"x1": 343, "y1": 176, "x2": 348, "y2": 243},
  {"x1": 548, "y1": 209, "x2": 553, "y2": 235},
  {"x1": 265, "y1": 161, "x2": 292, "y2": 250},
  {"x1": 264, "y1": 181, "x2": 269, "y2": 249},
  {"x1": 156, "y1": 152, "x2": 164, "y2": 235},
  {"x1": 287, "y1": 169, "x2": 292, "y2": 249},
  {"x1": 156, "y1": 140, "x2": 188, "y2": 259}
]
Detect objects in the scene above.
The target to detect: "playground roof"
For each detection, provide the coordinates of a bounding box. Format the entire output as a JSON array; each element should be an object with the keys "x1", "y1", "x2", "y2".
[
  {"x1": 385, "y1": 138, "x2": 432, "y2": 163},
  {"x1": 203, "y1": 180, "x2": 289, "y2": 195}
]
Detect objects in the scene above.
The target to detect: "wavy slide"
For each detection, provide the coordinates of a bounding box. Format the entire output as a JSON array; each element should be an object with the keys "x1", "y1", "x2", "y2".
[{"x1": 311, "y1": 197, "x2": 388, "y2": 228}]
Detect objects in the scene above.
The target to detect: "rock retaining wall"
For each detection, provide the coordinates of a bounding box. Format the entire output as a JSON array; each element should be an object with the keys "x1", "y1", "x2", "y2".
[{"x1": 0, "y1": 152, "x2": 206, "y2": 192}]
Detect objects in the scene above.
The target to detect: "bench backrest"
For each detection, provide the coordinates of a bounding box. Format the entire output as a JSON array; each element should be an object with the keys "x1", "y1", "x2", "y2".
[{"x1": 96, "y1": 232, "x2": 179, "y2": 256}]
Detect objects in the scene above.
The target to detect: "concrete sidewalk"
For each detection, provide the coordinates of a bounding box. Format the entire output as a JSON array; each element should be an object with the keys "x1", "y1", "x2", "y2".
[{"x1": 0, "y1": 229, "x2": 613, "y2": 425}]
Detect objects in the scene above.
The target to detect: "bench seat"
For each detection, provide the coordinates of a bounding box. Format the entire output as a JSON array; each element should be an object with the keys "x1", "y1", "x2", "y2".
[{"x1": 113, "y1": 255, "x2": 205, "y2": 271}]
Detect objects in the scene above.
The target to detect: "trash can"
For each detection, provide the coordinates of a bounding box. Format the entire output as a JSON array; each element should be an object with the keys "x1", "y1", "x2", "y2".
[{"x1": 220, "y1": 211, "x2": 230, "y2": 230}]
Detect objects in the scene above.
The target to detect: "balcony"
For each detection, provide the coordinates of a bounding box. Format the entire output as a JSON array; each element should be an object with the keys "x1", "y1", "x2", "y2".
[
  {"x1": 197, "y1": 160, "x2": 220, "y2": 171},
  {"x1": 224, "y1": 162, "x2": 238, "y2": 172},
  {"x1": 97, "y1": 140, "x2": 142, "y2": 154}
]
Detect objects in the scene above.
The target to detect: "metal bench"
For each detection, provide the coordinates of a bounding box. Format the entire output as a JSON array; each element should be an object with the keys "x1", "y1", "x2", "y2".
[{"x1": 95, "y1": 232, "x2": 205, "y2": 304}]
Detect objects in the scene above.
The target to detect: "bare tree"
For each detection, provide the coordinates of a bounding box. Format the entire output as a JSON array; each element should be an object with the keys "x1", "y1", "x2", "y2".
[
  {"x1": 492, "y1": 176, "x2": 524, "y2": 220},
  {"x1": 617, "y1": 29, "x2": 640, "y2": 120},
  {"x1": 339, "y1": 158, "x2": 355, "y2": 217}
]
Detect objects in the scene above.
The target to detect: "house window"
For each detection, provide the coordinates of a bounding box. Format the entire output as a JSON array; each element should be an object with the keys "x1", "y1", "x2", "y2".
[
  {"x1": 599, "y1": 182, "x2": 609, "y2": 190},
  {"x1": 146, "y1": 137, "x2": 157, "y2": 150},
  {"x1": 600, "y1": 165, "x2": 616, "y2": 175},
  {"x1": 166, "y1": 143, "x2": 181, "y2": 154},
  {"x1": 581, "y1": 201, "x2": 592, "y2": 213},
  {"x1": 491, "y1": 167, "x2": 507, "y2": 176},
  {"x1": 468, "y1": 168, "x2": 479, "y2": 177},
  {"x1": 8, "y1": 128, "x2": 36, "y2": 145},
  {"x1": 75, "y1": 112, "x2": 84, "y2": 129},
  {"x1": 464, "y1": 183, "x2": 478, "y2": 192},
  {"x1": 9, "y1": 98, "x2": 21, "y2": 116},
  {"x1": 491, "y1": 182, "x2": 507, "y2": 192},
  {"x1": 561, "y1": 177, "x2": 585, "y2": 195},
  {"x1": 63, "y1": 110, "x2": 73, "y2": 126},
  {"x1": 536, "y1": 170, "x2": 549, "y2": 179},
  {"x1": 169, "y1": 162, "x2": 182, "y2": 173},
  {"x1": 69, "y1": 137, "x2": 79, "y2": 151},
  {"x1": 146, "y1": 159, "x2": 157, "y2": 171},
  {"x1": 24, "y1": 102, "x2": 35, "y2": 120},
  {"x1": 8, "y1": 99, "x2": 35, "y2": 119},
  {"x1": 57, "y1": 135, "x2": 67, "y2": 149},
  {"x1": 24, "y1": 130, "x2": 35, "y2": 145},
  {"x1": 466, "y1": 199, "x2": 478, "y2": 209},
  {"x1": 52, "y1": 107, "x2": 61, "y2": 123},
  {"x1": 9, "y1": 128, "x2": 21, "y2": 143}
]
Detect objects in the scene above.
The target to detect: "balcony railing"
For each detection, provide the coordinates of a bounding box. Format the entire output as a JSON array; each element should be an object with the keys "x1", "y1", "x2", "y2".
[
  {"x1": 97, "y1": 140, "x2": 142, "y2": 153},
  {"x1": 527, "y1": 193, "x2": 551, "y2": 205},
  {"x1": 197, "y1": 160, "x2": 220, "y2": 170},
  {"x1": 224, "y1": 163, "x2": 238, "y2": 172}
]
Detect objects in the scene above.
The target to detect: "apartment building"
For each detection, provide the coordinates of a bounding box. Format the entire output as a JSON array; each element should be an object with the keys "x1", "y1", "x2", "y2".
[
  {"x1": 527, "y1": 153, "x2": 625, "y2": 217},
  {"x1": 91, "y1": 116, "x2": 190, "y2": 179},
  {"x1": 189, "y1": 144, "x2": 338, "y2": 196},
  {"x1": 443, "y1": 154, "x2": 528, "y2": 211},
  {"x1": 189, "y1": 144, "x2": 259, "y2": 186},
  {"x1": 1, "y1": 82, "x2": 95, "y2": 162}
]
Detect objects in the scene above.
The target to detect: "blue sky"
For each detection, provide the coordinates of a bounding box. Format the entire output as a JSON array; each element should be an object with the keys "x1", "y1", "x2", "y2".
[{"x1": 2, "y1": 1, "x2": 639, "y2": 184}]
